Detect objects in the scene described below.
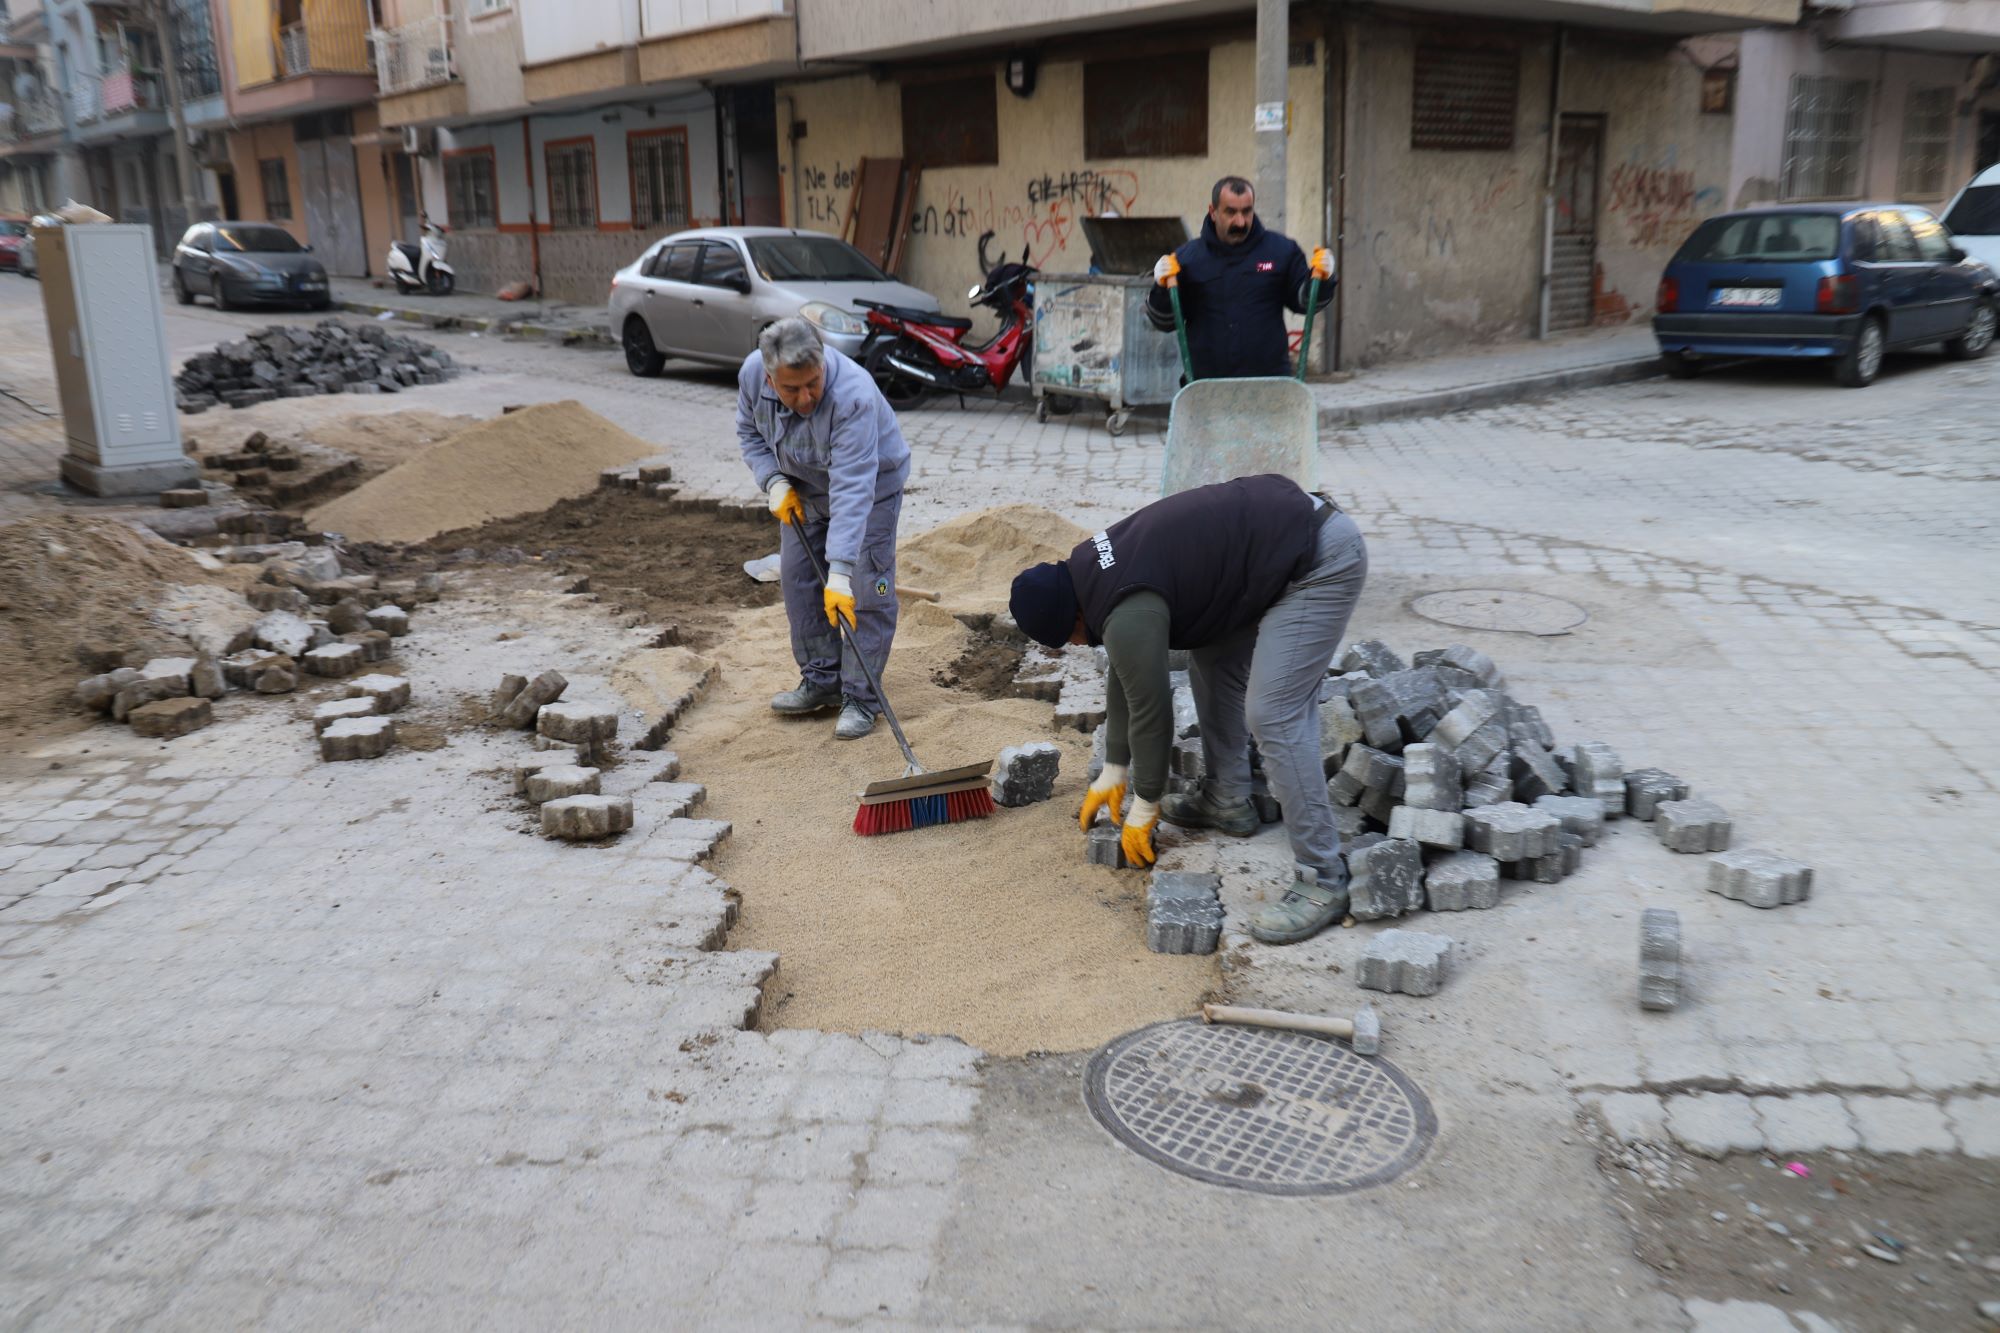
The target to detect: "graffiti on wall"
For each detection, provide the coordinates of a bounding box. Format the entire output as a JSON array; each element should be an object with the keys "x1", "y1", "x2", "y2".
[
  {"x1": 1606, "y1": 159, "x2": 1720, "y2": 250},
  {"x1": 908, "y1": 167, "x2": 1142, "y2": 268},
  {"x1": 799, "y1": 162, "x2": 856, "y2": 226}
]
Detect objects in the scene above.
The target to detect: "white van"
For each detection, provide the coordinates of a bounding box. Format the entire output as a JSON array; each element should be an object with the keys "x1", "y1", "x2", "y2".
[{"x1": 1943, "y1": 163, "x2": 2000, "y2": 271}]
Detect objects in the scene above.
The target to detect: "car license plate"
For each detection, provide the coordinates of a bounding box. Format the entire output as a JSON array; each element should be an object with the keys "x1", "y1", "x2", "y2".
[{"x1": 1715, "y1": 287, "x2": 1780, "y2": 307}]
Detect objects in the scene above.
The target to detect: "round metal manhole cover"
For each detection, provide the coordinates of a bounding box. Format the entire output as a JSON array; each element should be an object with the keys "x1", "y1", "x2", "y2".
[
  {"x1": 1083, "y1": 1020, "x2": 1436, "y2": 1196},
  {"x1": 1410, "y1": 588, "x2": 1588, "y2": 636}
]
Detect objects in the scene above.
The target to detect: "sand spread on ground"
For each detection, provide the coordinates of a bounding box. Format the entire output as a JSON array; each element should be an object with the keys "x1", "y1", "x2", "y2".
[
  {"x1": 611, "y1": 646, "x2": 717, "y2": 717},
  {"x1": 895, "y1": 504, "x2": 1089, "y2": 613},
  {"x1": 0, "y1": 516, "x2": 232, "y2": 738},
  {"x1": 664, "y1": 584, "x2": 1215, "y2": 1058},
  {"x1": 308, "y1": 401, "x2": 657, "y2": 543}
]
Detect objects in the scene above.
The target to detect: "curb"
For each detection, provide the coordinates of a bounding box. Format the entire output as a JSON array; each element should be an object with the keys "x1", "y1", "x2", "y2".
[
  {"x1": 1317, "y1": 354, "x2": 1662, "y2": 429},
  {"x1": 331, "y1": 298, "x2": 615, "y2": 348}
]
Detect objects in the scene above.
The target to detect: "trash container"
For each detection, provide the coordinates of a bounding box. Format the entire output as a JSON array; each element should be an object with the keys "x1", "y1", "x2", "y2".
[{"x1": 1029, "y1": 217, "x2": 1187, "y2": 437}]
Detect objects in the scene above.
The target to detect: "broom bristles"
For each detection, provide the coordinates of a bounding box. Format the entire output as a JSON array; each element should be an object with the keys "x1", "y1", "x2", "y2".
[{"x1": 853, "y1": 785, "x2": 995, "y2": 836}]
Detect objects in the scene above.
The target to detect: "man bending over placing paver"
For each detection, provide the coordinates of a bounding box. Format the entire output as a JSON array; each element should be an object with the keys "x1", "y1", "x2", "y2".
[
  {"x1": 1008, "y1": 475, "x2": 1369, "y2": 944},
  {"x1": 735, "y1": 317, "x2": 911, "y2": 740}
]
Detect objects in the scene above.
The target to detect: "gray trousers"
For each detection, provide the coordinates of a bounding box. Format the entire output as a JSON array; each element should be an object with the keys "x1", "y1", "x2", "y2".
[
  {"x1": 780, "y1": 490, "x2": 902, "y2": 710},
  {"x1": 1190, "y1": 510, "x2": 1368, "y2": 889}
]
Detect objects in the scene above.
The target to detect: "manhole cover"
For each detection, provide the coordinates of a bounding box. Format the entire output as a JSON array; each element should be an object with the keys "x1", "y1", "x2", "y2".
[
  {"x1": 1083, "y1": 1020, "x2": 1436, "y2": 1195},
  {"x1": 1410, "y1": 588, "x2": 1587, "y2": 636}
]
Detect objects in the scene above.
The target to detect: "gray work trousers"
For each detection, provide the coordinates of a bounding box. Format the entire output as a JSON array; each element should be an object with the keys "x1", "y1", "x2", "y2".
[
  {"x1": 1190, "y1": 509, "x2": 1368, "y2": 889},
  {"x1": 780, "y1": 490, "x2": 902, "y2": 710}
]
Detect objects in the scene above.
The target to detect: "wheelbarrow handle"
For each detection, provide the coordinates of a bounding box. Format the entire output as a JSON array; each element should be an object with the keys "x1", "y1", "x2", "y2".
[
  {"x1": 1170, "y1": 282, "x2": 1194, "y2": 385},
  {"x1": 1296, "y1": 275, "x2": 1322, "y2": 382}
]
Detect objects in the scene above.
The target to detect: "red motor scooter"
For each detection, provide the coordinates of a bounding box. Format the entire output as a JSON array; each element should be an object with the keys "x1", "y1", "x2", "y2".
[{"x1": 857, "y1": 231, "x2": 1034, "y2": 409}]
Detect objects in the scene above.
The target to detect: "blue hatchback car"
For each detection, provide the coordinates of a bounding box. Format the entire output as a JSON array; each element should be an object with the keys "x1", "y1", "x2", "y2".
[{"x1": 1652, "y1": 204, "x2": 1999, "y2": 387}]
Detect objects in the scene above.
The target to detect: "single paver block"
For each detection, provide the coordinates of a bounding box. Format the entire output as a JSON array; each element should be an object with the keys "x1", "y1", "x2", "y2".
[
  {"x1": 1656, "y1": 798, "x2": 1732, "y2": 853},
  {"x1": 189, "y1": 655, "x2": 227, "y2": 699},
  {"x1": 341, "y1": 630, "x2": 393, "y2": 663},
  {"x1": 1665, "y1": 1092, "x2": 1763, "y2": 1158},
  {"x1": 1846, "y1": 1095, "x2": 1957, "y2": 1155},
  {"x1": 1337, "y1": 640, "x2": 1405, "y2": 678},
  {"x1": 1706, "y1": 849, "x2": 1811, "y2": 908},
  {"x1": 1433, "y1": 691, "x2": 1509, "y2": 774},
  {"x1": 1168, "y1": 736, "x2": 1204, "y2": 779},
  {"x1": 128, "y1": 696, "x2": 213, "y2": 739},
  {"x1": 538, "y1": 700, "x2": 619, "y2": 744},
  {"x1": 312, "y1": 696, "x2": 379, "y2": 734},
  {"x1": 1146, "y1": 871, "x2": 1224, "y2": 955},
  {"x1": 140, "y1": 656, "x2": 197, "y2": 693},
  {"x1": 342, "y1": 673, "x2": 411, "y2": 712},
  {"x1": 327, "y1": 597, "x2": 370, "y2": 635},
  {"x1": 1638, "y1": 907, "x2": 1681, "y2": 1012},
  {"x1": 1511, "y1": 743, "x2": 1568, "y2": 802},
  {"x1": 1350, "y1": 667, "x2": 1448, "y2": 748},
  {"x1": 253, "y1": 609, "x2": 314, "y2": 657},
  {"x1": 1533, "y1": 794, "x2": 1606, "y2": 847},
  {"x1": 1571, "y1": 741, "x2": 1626, "y2": 817},
  {"x1": 1505, "y1": 701, "x2": 1553, "y2": 750},
  {"x1": 320, "y1": 715, "x2": 396, "y2": 761},
  {"x1": 541, "y1": 793, "x2": 634, "y2": 841},
  {"x1": 75, "y1": 667, "x2": 141, "y2": 712},
  {"x1": 501, "y1": 670, "x2": 568, "y2": 728},
  {"x1": 512, "y1": 756, "x2": 569, "y2": 794},
  {"x1": 365, "y1": 604, "x2": 410, "y2": 637},
  {"x1": 1388, "y1": 805, "x2": 1464, "y2": 850},
  {"x1": 992, "y1": 742, "x2": 1061, "y2": 807},
  {"x1": 1086, "y1": 825, "x2": 1129, "y2": 868},
  {"x1": 1591, "y1": 1092, "x2": 1668, "y2": 1145},
  {"x1": 1347, "y1": 838, "x2": 1425, "y2": 920},
  {"x1": 302, "y1": 643, "x2": 366, "y2": 677},
  {"x1": 1425, "y1": 850, "x2": 1501, "y2": 911},
  {"x1": 1463, "y1": 801, "x2": 1561, "y2": 861},
  {"x1": 525, "y1": 765, "x2": 603, "y2": 804},
  {"x1": 1319, "y1": 696, "x2": 1364, "y2": 773},
  {"x1": 1502, "y1": 831, "x2": 1582, "y2": 883},
  {"x1": 1623, "y1": 767, "x2": 1689, "y2": 820},
  {"x1": 532, "y1": 734, "x2": 595, "y2": 764},
  {"x1": 1333, "y1": 806, "x2": 1371, "y2": 842},
  {"x1": 160, "y1": 487, "x2": 209, "y2": 508},
  {"x1": 254, "y1": 666, "x2": 297, "y2": 694},
  {"x1": 1464, "y1": 753, "x2": 1513, "y2": 808},
  {"x1": 111, "y1": 677, "x2": 185, "y2": 722},
  {"x1": 1433, "y1": 644, "x2": 1503, "y2": 689},
  {"x1": 1751, "y1": 1094, "x2": 1858, "y2": 1152},
  {"x1": 1358, "y1": 929, "x2": 1453, "y2": 996},
  {"x1": 1328, "y1": 744, "x2": 1405, "y2": 807},
  {"x1": 492, "y1": 673, "x2": 528, "y2": 714},
  {"x1": 1400, "y1": 743, "x2": 1462, "y2": 812},
  {"x1": 1357, "y1": 785, "x2": 1398, "y2": 827}
]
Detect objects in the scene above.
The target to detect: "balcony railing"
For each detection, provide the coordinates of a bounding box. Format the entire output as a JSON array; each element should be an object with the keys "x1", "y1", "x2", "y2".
[
  {"x1": 67, "y1": 69, "x2": 161, "y2": 125},
  {"x1": 373, "y1": 13, "x2": 455, "y2": 95},
  {"x1": 9, "y1": 90, "x2": 64, "y2": 138},
  {"x1": 278, "y1": 4, "x2": 374, "y2": 78}
]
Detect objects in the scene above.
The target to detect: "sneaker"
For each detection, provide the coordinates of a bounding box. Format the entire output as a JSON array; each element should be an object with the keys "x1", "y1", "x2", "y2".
[
  {"x1": 771, "y1": 678, "x2": 841, "y2": 715},
  {"x1": 1247, "y1": 869, "x2": 1352, "y2": 946},
  {"x1": 833, "y1": 698, "x2": 877, "y2": 740},
  {"x1": 1159, "y1": 785, "x2": 1260, "y2": 837}
]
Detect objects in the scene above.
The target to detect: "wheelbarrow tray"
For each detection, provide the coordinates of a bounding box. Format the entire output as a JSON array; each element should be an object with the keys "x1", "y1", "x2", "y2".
[{"x1": 1159, "y1": 376, "x2": 1320, "y2": 497}]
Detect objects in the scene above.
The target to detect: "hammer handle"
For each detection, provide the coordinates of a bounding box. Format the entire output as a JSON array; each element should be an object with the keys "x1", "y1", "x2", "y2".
[{"x1": 1202, "y1": 1003, "x2": 1355, "y2": 1039}]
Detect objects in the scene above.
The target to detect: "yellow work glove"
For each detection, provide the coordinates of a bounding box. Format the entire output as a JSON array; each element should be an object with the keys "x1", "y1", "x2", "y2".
[
  {"x1": 1153, "y1": 254, "x2": 1180, "y2": 288},
  {"x1": 823, "y1": 572, "x2": 856, "y2": 631},
  {"x1": 767, "y1": 476, "x2": 805, "y2": 527},
  {"x1": 1121, "y1": 796, "x2": 1160, "y2": 869},
  {"x1": 1080, "y1": 762, "x2": 1127, "y2": 833},
  {"x1": 1310, "y1": 247, "x2": 1334, "y2": 281}
]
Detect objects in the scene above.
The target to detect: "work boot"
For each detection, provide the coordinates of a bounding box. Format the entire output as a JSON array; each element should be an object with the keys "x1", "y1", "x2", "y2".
[
  {"x1": 770, "y1": 678, "x2": 840, "y2": 715},
  {"x1": 1160, "y1": 784, "x2": 1260, "y2": 837},
  {"x1": 1247, "y1": 868, "x2": 1352, "y2": 946},
  {"x1": 833, "y1": 697, "x2": 877, "y2": 740}
]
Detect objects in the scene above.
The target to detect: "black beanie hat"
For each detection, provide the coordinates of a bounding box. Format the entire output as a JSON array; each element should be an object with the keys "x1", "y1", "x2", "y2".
[{"x1": 1009, "y1": 560, "x2": 1078, "y2": 649}]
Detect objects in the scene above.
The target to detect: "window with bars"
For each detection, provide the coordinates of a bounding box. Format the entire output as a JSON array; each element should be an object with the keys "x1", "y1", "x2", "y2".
[
  {"x1": 545, "y1": 139, "x2": 597, "y2": 230},
  {"x1": 1899, "y1": 87, "x2": 1953, "y2": 199},
  {"x1": 1782, "y1": 76, "x2": 1870, "y2": 200},
  {"x1": 1412, "y1": 45, "x2": 1519, "y2": 151},
  {"x1": 259, "y1": 158, "x2": 291, "y2": 221},
  {"x1": 1084, "y1": 51, "x2": 1208, "y2": 159},
  {"x1": 629, "y1": 131, "x2": 689, "y2": 231},
  {"x1": 171, "y1": 0, "x2": 223, "y2": 100},
  {"x1": 444, "y1": 151, "x2": 496, "y2": 228},
  {"x1": 901, "y1": 74, "x2": 999, "y2": 169}
]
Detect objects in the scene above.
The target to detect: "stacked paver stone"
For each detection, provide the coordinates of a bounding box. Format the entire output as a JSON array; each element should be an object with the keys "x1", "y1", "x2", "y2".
[{"x1": 174, "y1": 320, "x2": 461, "y2": 412}]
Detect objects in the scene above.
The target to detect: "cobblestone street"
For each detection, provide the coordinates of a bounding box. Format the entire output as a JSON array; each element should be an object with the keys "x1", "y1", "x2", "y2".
[{"x1": 2, "y1": 275, "x2": 1997, "y2": 1328}]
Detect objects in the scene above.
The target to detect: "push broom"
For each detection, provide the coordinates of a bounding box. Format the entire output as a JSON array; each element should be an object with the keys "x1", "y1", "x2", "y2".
[{"x1": 790, "y1": 527, "x2": 994, "y2": 835}]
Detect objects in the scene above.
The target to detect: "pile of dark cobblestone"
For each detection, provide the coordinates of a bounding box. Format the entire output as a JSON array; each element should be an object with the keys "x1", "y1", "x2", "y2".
[{"x1": 176, "y1": 320, "x2": 460, "y2": 413}]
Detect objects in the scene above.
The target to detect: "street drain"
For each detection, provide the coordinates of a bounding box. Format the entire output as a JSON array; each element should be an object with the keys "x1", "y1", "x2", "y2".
[
  {"x1": 1083, "y1": 1020, "x2": 1436, "y2": 1196},
  {"x1": 1411, "y1": 588, "x2": 1588, "y2": 636}
]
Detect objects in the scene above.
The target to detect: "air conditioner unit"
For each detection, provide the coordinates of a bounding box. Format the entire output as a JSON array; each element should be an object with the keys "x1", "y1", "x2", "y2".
[{"x1": 400, "y1": 125, "x2": 439, "y2": 156}]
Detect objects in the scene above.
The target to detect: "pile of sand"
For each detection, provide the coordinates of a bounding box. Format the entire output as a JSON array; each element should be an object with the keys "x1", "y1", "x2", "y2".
[
  {"x1": 896, "y1": 504, "x2": 1089, "y2": 613},
  {"x1": 287, "y1": 409, "x2": 477, "y2": 474},
  {"x1": 0, "y1": 516, "x2": 229, "y2": 737},
  {"x1": 308, "y1": 401, "x2": 658, "y2": 544},
  {"x1": 665, "y1": 591, "x2": 1214, "y2": 1058}
]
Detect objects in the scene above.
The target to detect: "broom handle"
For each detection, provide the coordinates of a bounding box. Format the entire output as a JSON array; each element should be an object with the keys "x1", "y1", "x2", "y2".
[
  {"x1": 791, "y1": 522, "x2": 924, "y2": 774},
  {"x1": 1170, "y1": 282, "x2": 1193, "y2": 383},
  {"x1": 1296, "y1": 274, "x2": 1321, "y2": 381}
]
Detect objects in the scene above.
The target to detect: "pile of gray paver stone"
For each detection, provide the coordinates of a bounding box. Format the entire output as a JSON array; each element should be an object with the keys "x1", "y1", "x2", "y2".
[
  {"x1": 494, "y1": 672, "x2": 637, "y2": 842},
  {"x1": 73, "y1": 539, "x2": 438, "y2": 752},
  {"x1": 175, "y1": 320, "x2": 461, "y2": 413}
]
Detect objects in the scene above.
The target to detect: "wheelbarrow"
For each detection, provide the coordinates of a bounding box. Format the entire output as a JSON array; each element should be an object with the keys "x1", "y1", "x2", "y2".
[{"x1": 1159, "y1": 276, "x2": 1323, "y2": 497}]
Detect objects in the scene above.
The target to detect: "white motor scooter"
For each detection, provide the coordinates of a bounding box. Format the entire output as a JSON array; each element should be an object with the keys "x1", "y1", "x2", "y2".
[{"x1": 387, "y1": 214, "x2": 454, "y2": 295}]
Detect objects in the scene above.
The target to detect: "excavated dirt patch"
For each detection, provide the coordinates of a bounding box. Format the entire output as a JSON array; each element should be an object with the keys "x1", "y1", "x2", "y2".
[
  {"x1": 932, "y1": 628, "x2": 1027, "y2": 699},
  {"x1": 420, "y1": 490, "x2": 781, "y2": 651}
]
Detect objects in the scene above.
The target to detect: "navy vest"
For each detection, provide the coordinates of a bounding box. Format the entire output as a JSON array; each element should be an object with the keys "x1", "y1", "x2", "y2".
[{"x1": 1067, "y1": 475, "x2": 1323, "y2": 649}]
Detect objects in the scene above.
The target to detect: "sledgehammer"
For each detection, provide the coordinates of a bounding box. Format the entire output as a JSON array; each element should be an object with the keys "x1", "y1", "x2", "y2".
[{"x1": 1202, "y1": 1002, "x2": 1381, "y2": 1056}]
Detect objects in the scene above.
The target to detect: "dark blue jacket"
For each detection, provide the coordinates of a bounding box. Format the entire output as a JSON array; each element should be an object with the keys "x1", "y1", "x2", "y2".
[{"x1": 1146, "y1": 215, "x2": 1333, "y2": 380}]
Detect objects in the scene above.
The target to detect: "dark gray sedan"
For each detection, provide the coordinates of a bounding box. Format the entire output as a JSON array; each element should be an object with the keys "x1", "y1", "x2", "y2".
[{"x1": 173, "y1": 221, "x2": 331, "y2": 311}]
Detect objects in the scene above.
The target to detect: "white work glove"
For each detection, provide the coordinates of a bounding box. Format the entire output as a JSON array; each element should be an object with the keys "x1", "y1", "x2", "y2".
[
  {"x1": 1080, "y1": 762, "x2": 1127, "y2": 831},
  {"x1": 1153, "y1": 254, "x2": 1181, "y2": 288},
  {"x1": 766, "y1": 476, "x2": 804, "y2": 526}
]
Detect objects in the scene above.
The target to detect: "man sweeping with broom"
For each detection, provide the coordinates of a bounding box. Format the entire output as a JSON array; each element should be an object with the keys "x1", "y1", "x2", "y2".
[
  {"x1": 1008, "y1": 475, "x2": 1368, "y2": 945},
  {"x1": 736, "y1": 317, "x2": 910, "y2": 741}
]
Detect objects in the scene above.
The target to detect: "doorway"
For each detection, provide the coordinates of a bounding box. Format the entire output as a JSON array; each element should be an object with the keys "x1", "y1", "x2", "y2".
[
  {"x1": 1548, "y1": 112, "x2": 1603, "y2": 332},
  {"x1": 217, "y1": 169, "x2": 240, "y2": 219},
  {"x1": 294, "y1": 111, "x2": 368, "y2": 275},
  {"x1": 730, "y1": 86, "x2": 782, "y2": 226},
  {"x1": 391, "y1": 152, "x2": 420, "y2": 243}
]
